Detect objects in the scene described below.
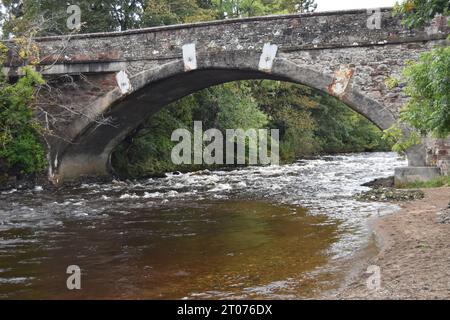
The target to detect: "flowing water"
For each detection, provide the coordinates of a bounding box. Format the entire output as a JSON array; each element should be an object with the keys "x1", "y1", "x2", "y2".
[{"x1": 0, "y1": 152, "x2": 406, "y2": 299}]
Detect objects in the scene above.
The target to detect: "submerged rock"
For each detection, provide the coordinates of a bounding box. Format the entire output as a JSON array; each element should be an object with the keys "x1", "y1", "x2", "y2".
[
  {"x1": 356, "y1": 187, "x2": 424, "y2": 202},
  {"x1": 361, "y1": 176, "x2": 394, "y2": 188}
]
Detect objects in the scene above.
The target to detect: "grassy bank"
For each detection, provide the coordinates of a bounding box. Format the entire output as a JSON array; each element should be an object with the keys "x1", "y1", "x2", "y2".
[{"x1": 397, "y1": 176, "x2": 450, "y2": 189}]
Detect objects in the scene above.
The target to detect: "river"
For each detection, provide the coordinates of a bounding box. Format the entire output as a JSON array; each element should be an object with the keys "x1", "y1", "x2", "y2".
[{"x1": 0, "y1": 152, "x2": 406, "y2": 299}]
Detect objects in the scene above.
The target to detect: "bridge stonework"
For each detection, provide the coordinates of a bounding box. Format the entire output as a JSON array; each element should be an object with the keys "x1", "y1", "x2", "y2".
[{"x1": 3, "y1": 8, "x2": 449, "y2": 184}]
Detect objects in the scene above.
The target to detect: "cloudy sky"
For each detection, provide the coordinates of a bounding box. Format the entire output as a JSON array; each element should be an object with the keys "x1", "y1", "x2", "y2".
[{"x1": 316, "y1": 0, "x2": 398, "y2": 11}]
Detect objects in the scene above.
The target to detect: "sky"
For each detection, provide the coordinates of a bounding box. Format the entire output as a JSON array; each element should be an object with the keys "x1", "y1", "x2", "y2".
[{"x1": 316, "y1": 0, "x2": 398, "y2": 12}]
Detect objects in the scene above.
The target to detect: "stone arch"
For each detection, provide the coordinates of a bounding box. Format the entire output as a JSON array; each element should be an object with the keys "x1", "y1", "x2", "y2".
[{"x1": 51, "y1": 51, "x2": 398, "y2": 183}]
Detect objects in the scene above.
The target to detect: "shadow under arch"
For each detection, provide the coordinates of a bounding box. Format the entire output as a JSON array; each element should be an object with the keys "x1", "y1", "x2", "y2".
[{"x1": 53, "y1": 52, "x2": 399, "y2": 182}]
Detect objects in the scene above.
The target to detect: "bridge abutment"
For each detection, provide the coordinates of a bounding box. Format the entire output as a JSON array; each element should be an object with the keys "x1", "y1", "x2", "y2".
[
  {"x1": 395, "y1": 137, "x2": 450, "y2": 185},
  {"x1": 50, "y1": 153, "x2": 111, "y2": 185}
]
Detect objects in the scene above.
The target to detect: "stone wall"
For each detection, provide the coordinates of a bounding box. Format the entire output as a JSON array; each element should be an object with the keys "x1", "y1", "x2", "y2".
[{"x1": 426, "y1": 138, "x2": 450, "y2": 176}]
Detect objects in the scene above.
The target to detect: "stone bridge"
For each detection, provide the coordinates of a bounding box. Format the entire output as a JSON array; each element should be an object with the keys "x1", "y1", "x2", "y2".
[{"x1": 3, "y1": 8, "x2": 449, "y2": 184}]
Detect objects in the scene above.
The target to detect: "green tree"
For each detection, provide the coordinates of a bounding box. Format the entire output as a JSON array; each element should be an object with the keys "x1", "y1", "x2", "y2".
[
  {"x1": 385, "y1": 0, "x2": 450, "y2": 151},
  {"x1": 282, "y1": 0, "x2": 317, "y2": 13},
  {"x1": 0, "y1": 0, "x2": 148, "y2": 36},
  {"x1": 252, "y1": 80, "x2": 389, "y2": 159},
  {"x1": 251, "y1": 81, "x2": 319, "y2": 161},
  {"x1": 143, "y1": 0, "x2": 216, "y2": 26},
  {"x1": 0, "y1": 0, "x2": 318, "y2": 36},
  {"x1": 211, "y1": 0, "x2": 316, "y2": 18},
  {"x1": 394, "y1": 0, "x2": 450, "y2": 28},
  {"x1": 0, "y1": 43, "x2": 46, "y2": 176},
  {"x1": 112, "y1": 82, "x2": 269, "y2": 177},
  {"x1": 400, "y1": 46, "x2": 450, "y2": 137}
]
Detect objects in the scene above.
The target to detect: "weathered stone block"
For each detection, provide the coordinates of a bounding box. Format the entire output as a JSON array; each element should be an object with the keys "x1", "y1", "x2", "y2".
[{"x1": 395, "y1": 167, "x2": 441, "y2": 186}]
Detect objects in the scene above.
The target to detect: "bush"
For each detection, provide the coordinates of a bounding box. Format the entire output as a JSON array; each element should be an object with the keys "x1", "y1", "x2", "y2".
[
  {"x1": 400, "y1": 46, "x2": 450, "y2": 138},
  {"x1": 0, "y1": 65, "x2": 47, "y2": 176}
]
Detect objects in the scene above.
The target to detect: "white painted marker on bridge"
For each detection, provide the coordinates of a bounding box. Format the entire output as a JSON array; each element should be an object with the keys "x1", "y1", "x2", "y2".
[
  {"x1": 116, "y1": 70, "x2": 132, "y2": 95},
  {"x1": 182, "y1": 43, "x2": 197, "y2": 71},
  {"x1": 258, "y1": 43, "x2": 278, "y2": 73}
]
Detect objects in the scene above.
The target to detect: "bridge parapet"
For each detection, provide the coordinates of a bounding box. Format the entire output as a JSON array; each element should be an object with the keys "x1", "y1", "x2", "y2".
[{"x1": 2, "y1": 8, "x2": 448, "y2": 74}]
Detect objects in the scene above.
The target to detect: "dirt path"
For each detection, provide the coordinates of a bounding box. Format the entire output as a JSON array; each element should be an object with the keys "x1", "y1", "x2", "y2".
[{"x1": 335, "y1": 187, "x2": 450, "y2": 299}]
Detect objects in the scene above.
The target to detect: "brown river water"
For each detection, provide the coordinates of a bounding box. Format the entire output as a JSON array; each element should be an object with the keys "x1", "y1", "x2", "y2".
[{"x1": 0, "y1": 152, "x2": 405, "y2": 299}]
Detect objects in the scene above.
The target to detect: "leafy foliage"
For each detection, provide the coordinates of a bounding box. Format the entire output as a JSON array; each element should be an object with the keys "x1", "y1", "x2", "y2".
[
  {"x1": 382, "y1": 122, "x2": 421, "y2": 153},
  {"x1": 400, "y1": 46, "x2": 450, "y2": 138},
  {"x1": 311, "y1": 91, "x2": 392, "y2": 155},
  {"x1": 143, "y1": 0, "x2": 216, "y2": 26},
  {"x1": 112, "y1": 82, "x2": 269, "y2": 177},
  {"x1": 383, "y1": 0, "x2": 450, "y2": 154},
  {"x1": 0, "y1": 0, "x2": 319, "y2": 36},
  {"x1": 0, "y1": 49, "x2": 47, "y2": 176},
  {"x1": 394, "y1": 0, "x2": 450, "y2": 28},
  {"x1": 0, "y1": 0, "x2": 149, "y2": 36}
]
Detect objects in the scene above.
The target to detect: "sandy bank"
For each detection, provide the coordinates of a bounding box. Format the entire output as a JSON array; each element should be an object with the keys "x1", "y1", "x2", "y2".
[{"x1": 332, "y1": 187, "x2": 450, "y2": 299}]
